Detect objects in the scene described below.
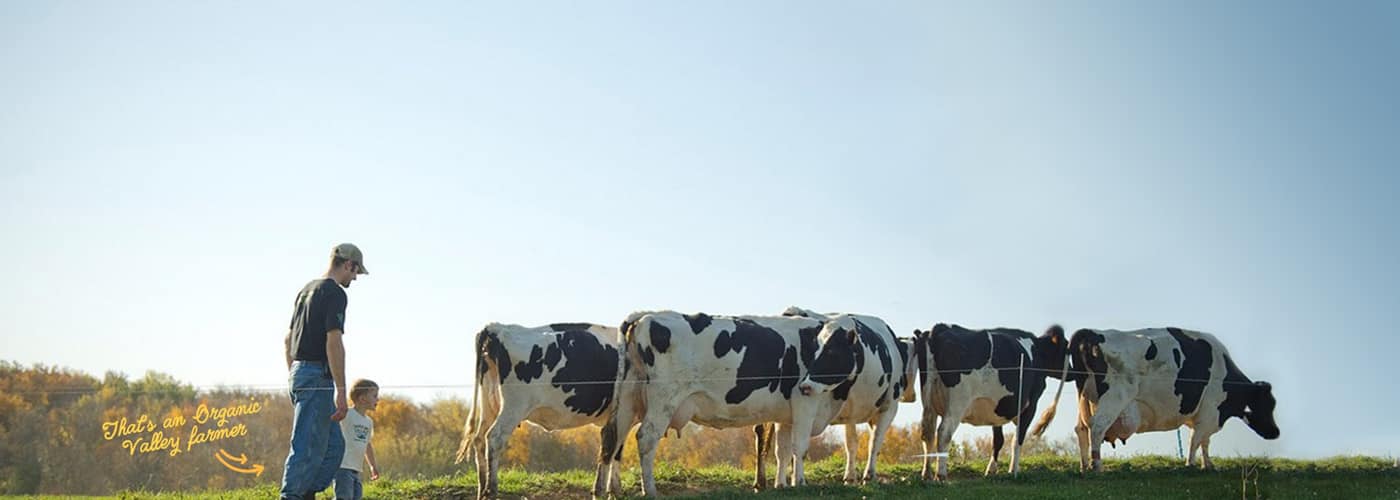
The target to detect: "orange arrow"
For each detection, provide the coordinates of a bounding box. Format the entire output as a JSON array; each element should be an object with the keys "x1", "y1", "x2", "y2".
[
  {"x1": 215, "y1": 450, "x2": 264, "y2": 476},
  {"x1": 218, "y1": 448, "x2": 248, "y2": 464}
]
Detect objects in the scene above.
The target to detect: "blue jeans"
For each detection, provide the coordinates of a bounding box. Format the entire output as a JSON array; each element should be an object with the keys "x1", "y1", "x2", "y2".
[
  {"x1": 334, "y1": 468, "x2": 362, "y2": 500},
  {"x1": 281, "y1": 361, "x2": 345, "y2": 500}
]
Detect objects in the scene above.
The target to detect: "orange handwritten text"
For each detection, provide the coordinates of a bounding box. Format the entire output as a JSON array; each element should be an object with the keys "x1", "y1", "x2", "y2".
[{"x1": 103, "y1": 415, "x2": 156, "y2": 441}]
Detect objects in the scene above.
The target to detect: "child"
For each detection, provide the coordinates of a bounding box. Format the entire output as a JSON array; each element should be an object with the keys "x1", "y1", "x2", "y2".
[{"x1": 334, "y1": 379, "x2": 380, "y2": 500}]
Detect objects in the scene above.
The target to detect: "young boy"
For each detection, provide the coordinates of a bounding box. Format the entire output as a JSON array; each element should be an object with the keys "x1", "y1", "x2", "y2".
[{"x1": 334, "y1": 379, "x2": 380, "y2": 500}]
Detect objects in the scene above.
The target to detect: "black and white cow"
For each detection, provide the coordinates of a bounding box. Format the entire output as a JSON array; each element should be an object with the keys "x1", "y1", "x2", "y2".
[
  {"x1": 780, "y1": 307, "x2": 916, "y2": 486},
  {"x1": 1069, "y1": 328, "x2": 1279, "y2": 472},
  {"x1": 456, "y1": 322, "x2": 631, "y2": 499},
  {"x1": 912, "y1": 323, "x2": 1068, "y2": 480},
  {"x1": 613, "y1": 310, "x2": 838, "y2": 497}
]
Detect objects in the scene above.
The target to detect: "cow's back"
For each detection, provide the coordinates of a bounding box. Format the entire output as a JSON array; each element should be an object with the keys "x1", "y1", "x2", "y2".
[
  {"x1": 628, "y1": 311, "x2": 823, "y2": 427},
  {"x1": 487, "y1": 322, "x2": 623, "y2": 428},
  {"x1": 1072, "y1": 328, "x2": 1231, "y2": 432}
]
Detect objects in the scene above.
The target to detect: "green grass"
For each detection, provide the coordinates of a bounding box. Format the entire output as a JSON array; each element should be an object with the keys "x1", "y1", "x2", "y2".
[{"x1": 8, "y1": 455, "x2": 1397, "y2": 499}]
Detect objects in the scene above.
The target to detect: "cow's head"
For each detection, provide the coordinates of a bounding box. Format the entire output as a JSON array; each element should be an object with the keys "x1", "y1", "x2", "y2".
[
  {"x1": 797, "y1": 319, "x2": 863, "y2": 397},
  {"x1": 1243, "y1": 381, "x2": 1280, "y2": 439},
  {"x1": 1035, "y1": 324, "x2": 1069, "y2": 378}
]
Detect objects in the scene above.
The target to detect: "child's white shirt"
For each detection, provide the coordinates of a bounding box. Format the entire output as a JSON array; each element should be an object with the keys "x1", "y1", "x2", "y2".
[{"x1": 339, "y1": 408, "x2": 374, "y2": 472}]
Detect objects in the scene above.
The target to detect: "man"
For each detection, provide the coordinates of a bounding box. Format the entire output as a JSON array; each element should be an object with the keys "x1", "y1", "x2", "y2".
[{"x1": 281, "y1": 243, "x2": 369, "y2": 500}]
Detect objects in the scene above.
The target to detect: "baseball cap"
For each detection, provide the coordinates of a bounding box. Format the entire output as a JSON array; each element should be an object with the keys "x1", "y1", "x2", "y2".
[{"x1": 333, "y1": 243, "x2": 369, "y2": 274}]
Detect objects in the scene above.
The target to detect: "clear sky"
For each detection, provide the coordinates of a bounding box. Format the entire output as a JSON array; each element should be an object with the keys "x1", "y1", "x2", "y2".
[{"x1": 3, "y1": 1, "x2": 1397, "y2": 460}]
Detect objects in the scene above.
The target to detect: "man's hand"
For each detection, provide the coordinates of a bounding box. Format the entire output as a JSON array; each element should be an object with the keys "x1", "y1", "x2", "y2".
[
  {"x1": 332, "y1": 389, "x2": 348, "y2": 422},
  {"x1": 369, "y1": 468, "x2": 380, "y2": 481}
]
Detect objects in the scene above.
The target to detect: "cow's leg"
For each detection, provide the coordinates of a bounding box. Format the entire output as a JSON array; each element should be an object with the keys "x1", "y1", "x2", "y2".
[
  {"x1": 1087, "y1": 393, "x2": 1132, "y2": 473},
  {"x1": 986, "y1": 426, "x2": 1004, "y2": 476},
  {"x1": 1010, "y1": 403, "x2": 1036, "y2": 476},
  {"x1": 594, "y1": 419, "x2": 618, "y2": 497},
  {"x1": 1186, "y1": 429, "x2": 1198, "y2": 468},
  {"x1": 1201, "y1": 437, "x2": 1214, "y2": 470},
  {"x1": 1191, "y1": 410, "x2": 1221, "y2": 471},
  {"x1": 1075, "y1": 396, "x2": 1092, "y2": 473},
  {"x1": 789, "y1": 400, "x2": 821, "y2": 487},
  {"x1": 474, "y1": 436, "x2": 489, "y2": 500},
  {"x1": 790, "y1": 423, "x2": 813, "y2": 487},
  {"x1": 772, "y1": 424, "x2": 793, "y2": 488},
  {"x1": 1187, "y1": 426, "x2": 1220, "y2": 470},
  {"x1": 862, "y1": 408, "x2": 897, "y2": 484},
  {"x1": 752, "y1": 423, "x2": 772, "y2": 491},
  {"x1": 635, "y1": 399, "x2": 676, "y2": 498},
  {"x1": 935, "y1": 398, "x2": 970, "y2": 481},
  {"x1": 600, "y1": 394, "x2": 636, "y2": 495},
  {"x1": 484, "y1": 405, "x2": 526, "y2": 499},
  {"x1": 920, "y1": 409, "x2": 938, "y2": 481},
  {"x1": 842, "y1": 423, "x2": 860, "y2": 483}
]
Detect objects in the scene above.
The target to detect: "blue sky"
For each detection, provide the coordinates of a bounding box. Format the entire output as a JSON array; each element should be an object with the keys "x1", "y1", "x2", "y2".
[{"x1": 2, "y1": 1, "x2": 1397, "y2": 460}]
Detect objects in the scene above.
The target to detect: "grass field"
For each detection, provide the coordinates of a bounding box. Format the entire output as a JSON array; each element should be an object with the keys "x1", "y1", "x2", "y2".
[{"x1": 9, "y1": 455, "x2": 1397, "y2": 499}]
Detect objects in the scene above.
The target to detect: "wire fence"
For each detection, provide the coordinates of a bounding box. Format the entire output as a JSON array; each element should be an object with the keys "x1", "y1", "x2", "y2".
[{"x1": 2, "y1": 364, "x2": 1261, "y2": 395}]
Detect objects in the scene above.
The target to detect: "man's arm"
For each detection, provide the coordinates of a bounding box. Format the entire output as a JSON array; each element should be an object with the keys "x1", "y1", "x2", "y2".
[
  {"x1": 326, "y1": 330, "x2": 348, "y2": 421},
  {"x1": 284, "y1": 330, "x2": 294, "y2": 370},
  {"x1": 365, "y1": 440, "x2": 379, "y2": 480}
]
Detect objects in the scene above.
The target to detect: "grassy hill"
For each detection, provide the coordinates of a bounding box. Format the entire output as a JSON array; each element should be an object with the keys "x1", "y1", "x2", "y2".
[{"x1": 8, "y1": 455, "x2": 1397, "y2": 499}]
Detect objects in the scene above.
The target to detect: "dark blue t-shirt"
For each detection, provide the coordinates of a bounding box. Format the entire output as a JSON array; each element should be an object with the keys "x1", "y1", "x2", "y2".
[{"x1": 288, "y1": 278, "x2": 347, "y2": 362}]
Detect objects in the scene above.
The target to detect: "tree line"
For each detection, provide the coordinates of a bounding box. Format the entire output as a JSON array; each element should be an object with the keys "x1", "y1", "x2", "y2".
[{"x1": 0, "y1": 361, "x2": 1069, "y2": 495}]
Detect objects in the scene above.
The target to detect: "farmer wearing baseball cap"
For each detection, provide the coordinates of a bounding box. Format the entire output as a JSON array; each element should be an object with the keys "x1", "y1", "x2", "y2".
[{"x1": 281, "y1": 243, "x2": 369, "y2": 500}]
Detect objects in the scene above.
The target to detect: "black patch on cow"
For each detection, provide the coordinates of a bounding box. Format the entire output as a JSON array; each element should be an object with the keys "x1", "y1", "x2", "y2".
[
  {"x1": 914, "y1": 331, "x2": 929, "y2": 390},
  {"x1": 515, "y1": 345, "x2": 547, "y2": 383},
  {"x1": 1167, "y1": 328, "x2": 1212, "y2": 415},
  {"x1": 684, "y1": 313, "x2": 713, "y2": 335},
  {"x1": 832, "y1": 379, "x2": 855, "y2": 401},
  {"x1": 779, "y1": 346, "x2": 801, "y2": 398},
  {"x1": 549, "y1": 322, "x2": 593, "y2": 333},
  {"x1": 551, "y1": 330, "x2": 621, "y2": 416},
  {"x1": 989, "y1": 328, "x2": 1035, "y2": 392},
  {"x1": 650, "y1": 321, "x2": 672, "y2": 354},
  {"x1": 715, "y1": 319, "x2": 793, "y2": 404},
  {"x1": 808, "y1": 326, "x2": 859, "y2": 386},
  {"x1": 988, "y1": 329, "x2": 1045, "y2": 420},
  {"x1": 1145, "y1": 341, "x2": 1158, "y2": 361},
  {"x1": 544, "y1": 342, "x2": 563, "y2": 371},
  {"x1": 1217, "y1": 353, "x2": 1252, "y2": 426},
  {"x1": 875, "y1": 391, "x2": 888, "y2": 409},
  {"x1": 1172, "y1": 348, "x2": 1181, "y2": 368},
  {"x1": 893, "y1": 339, "x2": 911, "y2": 398},
  {"x1": 1069, "y1": 329, "x2": 1109, "y2": 396},
  {"x1": 927, "y1": 324, "x2": 992, "y2": 388},
  {"x1": 600, "y1": 419, "x2": 620, "y2": 462},
  {"x1": 994, "y1": 395, "x2": 1020, "y2": 421},
  {"x1": 798, "y1": 325, "x2": 822, "y2": 367},
  {"x1": 854, "y1": 319, "x2": 894, "y2": 387},
  {"x1": 478, "y1": 328, "x2": 512, "y2": 380}
]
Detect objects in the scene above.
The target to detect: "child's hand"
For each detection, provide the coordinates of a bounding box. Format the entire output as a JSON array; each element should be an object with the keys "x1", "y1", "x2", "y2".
[{"x1": 370, "y1": 468, "x2": 380, "y2": 481}]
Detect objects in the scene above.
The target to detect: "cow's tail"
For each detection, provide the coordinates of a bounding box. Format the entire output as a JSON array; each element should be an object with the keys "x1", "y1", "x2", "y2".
[
  {"x1": 1031, "y1": 325, "x2": 1069, "y2": 438},
  {"x1": 457, "y1": 325, "x2": 502, "y2": 464},
  {"x1": 1030, "y1": 355, "x2": 1069, "y2": 438},
  {"x1": 913, "y1": 329, "x2": 929, "y2": 392},
  {"x1": 599, "y1": 316, "x2": 645, "y2": 466},
  {"x1": 899, "y1": 339, "x2": 918, "y2": 403}
]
